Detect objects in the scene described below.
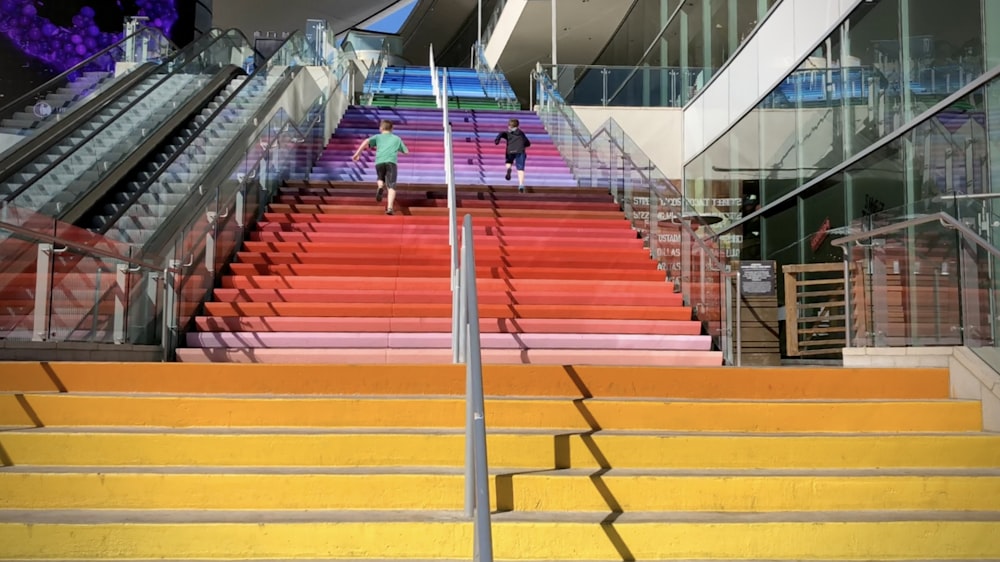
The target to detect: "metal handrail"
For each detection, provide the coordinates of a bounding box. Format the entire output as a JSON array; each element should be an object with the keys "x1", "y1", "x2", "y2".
[
  {"x1": 457, "y1": 213, "x2": 494, "y2": 562},
  {"x1": 363, "y1": 39, "x2": 391, "y2": 105},
  {"x1": 830, "y1": 211, "x2": 1000, "y2": 259},
  {"x1": 830, "y1": 211, "x2": 1000, "y2": 349},
  {"x1": 0, "y1": 217, "x2": 174, "y2": 273},
  {"x1": 533, "y1": 67, "x2": 740, "y2": 364}
]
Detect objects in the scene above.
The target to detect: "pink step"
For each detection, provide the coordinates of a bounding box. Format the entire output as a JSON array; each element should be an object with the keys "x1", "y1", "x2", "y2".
[
  {"x1": 175, "y1": 347, "x2": 724, "y2": 366},
  {"x1": 186, "y1": 331, "x2": 713, "y2": 351}
]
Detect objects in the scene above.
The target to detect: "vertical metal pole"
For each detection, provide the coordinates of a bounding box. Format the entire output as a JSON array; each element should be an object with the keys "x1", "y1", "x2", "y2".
[
  {"x1": 478, "y1": 0, "x2": 483, "y2": 47},
  {"x1": 444, "y1": 68, "x2": 460, "y2": 362},
  {"x1": 161, "y1": 259, "x2": 179, "y2": 360},
  {"x1": 723, "y1": 268, "x2": 733, "y2": 365},
  {"x1": 462, "y1": 227, "x2": 473, "y2": 517},
  {"x1": 33, "y1": 244, "x2": 53, "y2": 342},
  {"x1": 114, "y1": 263, "x2": 128, "y2": 344},
  {"x1": 551, "y1": 0, "x2": 557, "y2": 81},
  {"x1": 459, "y1": 247, "x2": 469, "y2": 363},
  {"x1": 843, "y1": 245, "x2": 853, "y2": 347},
  {"x1": 735, "y1": 270, "x2": 742, "y2": 366},
  {"x1": 91, "y1": 267, "x2": 103, "y2": 340}
]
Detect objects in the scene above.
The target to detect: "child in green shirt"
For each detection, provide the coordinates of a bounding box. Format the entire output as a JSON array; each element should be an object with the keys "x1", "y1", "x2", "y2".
[{"x1": 352, "y1": 119, "x2": 409, "y2": 215}]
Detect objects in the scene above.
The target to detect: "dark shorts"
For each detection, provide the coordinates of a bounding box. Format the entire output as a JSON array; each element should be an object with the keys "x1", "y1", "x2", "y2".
[
  {"x1": 375, "y1": 162, "x2": 398, "y2": 187},
  {"x1": 505, "y1": 152, "x2": 526, "y2": 170}
]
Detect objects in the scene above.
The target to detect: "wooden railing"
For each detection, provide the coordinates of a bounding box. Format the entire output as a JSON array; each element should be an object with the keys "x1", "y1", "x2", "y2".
[{"x1": 783, "y1": 263, "x2": 854, "y2": 358}]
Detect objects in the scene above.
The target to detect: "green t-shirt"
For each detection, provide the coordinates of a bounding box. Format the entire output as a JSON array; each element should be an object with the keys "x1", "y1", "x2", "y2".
[{"x1": 368, "y1": 132, "x2": 408, "y2": 164}]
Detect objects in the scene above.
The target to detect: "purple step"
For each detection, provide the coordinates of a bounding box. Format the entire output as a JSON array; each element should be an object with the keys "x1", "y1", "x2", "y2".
[
  {"x1": 187, "y1": 331, "x2": 713, "y2": 351},
  {"x1": 317, "y1": 105, "x2": 582, "y2": 188}
]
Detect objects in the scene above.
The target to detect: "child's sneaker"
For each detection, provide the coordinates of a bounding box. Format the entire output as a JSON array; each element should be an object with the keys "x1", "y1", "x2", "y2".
[
  {"x1": 518, "y1": 185, "x2": 525, "y2": 193},
  {"x1": 385, "y1": 208, "x2": 394, "y2": 216},
  {"x1": 505, "y1": 169, "x2": 512, "y2": 181},
  {"x1": 376, "y1": 186, "x2": 385, "y2": 202}
]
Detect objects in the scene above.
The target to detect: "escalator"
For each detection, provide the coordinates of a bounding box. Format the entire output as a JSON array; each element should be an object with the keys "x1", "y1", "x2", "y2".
[
  {"x1": 0, "y1": 28, "x2": 254, "y2": 224},
  {"x1": 83, "y1": 33, "x2": 307, "y2": 253},
  {"x1": 0, "y1": 29, "x2": 327, "y2": 348},
  {"x1": 0, "y1": 26, "x2": 176, "y2": 158}
]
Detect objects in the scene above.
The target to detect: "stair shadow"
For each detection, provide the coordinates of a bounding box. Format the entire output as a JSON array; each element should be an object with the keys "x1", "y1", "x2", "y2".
[
  {"x1": 556, "y1": 364, "x2": 636, "y2": 562},
  {"x1": 41, "y1": 362, "x2": 68, "y2": 392}
]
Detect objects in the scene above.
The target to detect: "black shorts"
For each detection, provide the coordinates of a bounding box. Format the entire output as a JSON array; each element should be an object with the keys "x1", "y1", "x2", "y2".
[
  {"x1": 505, "y1": 152, "x2": 526, "y2": 170},
  {"x1": 375, "y1": 163, "x2": 398, "y2": 187}
]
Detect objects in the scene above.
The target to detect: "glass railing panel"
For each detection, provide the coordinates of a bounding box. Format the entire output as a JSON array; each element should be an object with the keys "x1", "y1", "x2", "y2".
[
  {"x1": 0, "y1": 27, "x2": 176, "y2": 159},
  {"x1": 539, "y1": 64, "x2": 712, "y2": 108},
  {"x1": 0, "y1": 206, "x2": 164, "y2": 345},
  {"x1": 0, "y1": 29, "x2": 252, "y2": 218},
  {"x1": 849, "y1": 196, "x2": 999, "y2": 353}
]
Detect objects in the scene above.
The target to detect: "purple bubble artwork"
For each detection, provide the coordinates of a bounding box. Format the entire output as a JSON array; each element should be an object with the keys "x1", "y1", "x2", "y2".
[{"x1": 0, "y1": 0, "x2": 177, "y2": 73}]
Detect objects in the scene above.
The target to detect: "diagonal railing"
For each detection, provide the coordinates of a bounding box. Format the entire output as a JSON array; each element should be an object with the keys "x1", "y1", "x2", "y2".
[
  {"x1": 472, "y1": 42, "x2": 519, "y2": 110},
  {"x1": 362, "y1": 39, "x2": 391, "y2": 105},
  {"x1": 439, "y1": 69, "x2": 493, "y2": 562},
  {"x1": 532, "y1": 64, "x2": 740, "y2": 364}
]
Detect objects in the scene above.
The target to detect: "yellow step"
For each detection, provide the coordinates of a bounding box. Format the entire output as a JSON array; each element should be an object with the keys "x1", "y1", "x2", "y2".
[
  {"x1": 0, "y1": 362, "x2": 952, "y2": 399},
  {"x1": 0, "y1": 518, "x2": 998, "y2": 559},
  {"x1": 2, "y1": 431, "x2": 999, "y2": 469},
  {"x1": 2, "y1": 470, "x2": 999, "y2": 512},
  {"x1": 0, "y1": 394, "x2": 982, "y2": 432}
]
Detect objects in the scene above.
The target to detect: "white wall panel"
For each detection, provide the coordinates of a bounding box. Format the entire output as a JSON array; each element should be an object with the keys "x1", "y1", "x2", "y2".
[
  {"x1": 793, "y1": 0, "x2": 836, "y2": 57},
  {"x1": 483, "y1": 0, "x2": 527, "y2": 70},
  {"x1": 684, "y1": 96, "x2": 705, "y2": 162},
  {"x1": 682, "y1": 0, "x2": 860, "y2": 164},
  {"x1": 755, "y1": 2, "x2": 795, "y2": 100},
  {"x1": 728, "y1": 38, "x2": 759, "y2": 127},
  {"x1": 573, "y1": 107, "x2": 685, "y2": 179},
  {"x1": 701, "y1": 71, "x2": 731, "y2": 152}
]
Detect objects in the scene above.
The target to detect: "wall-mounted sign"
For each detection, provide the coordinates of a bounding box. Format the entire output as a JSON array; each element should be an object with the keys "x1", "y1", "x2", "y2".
[{"x1": 739, "y1": 260, "x2": 776, "y2": 297}]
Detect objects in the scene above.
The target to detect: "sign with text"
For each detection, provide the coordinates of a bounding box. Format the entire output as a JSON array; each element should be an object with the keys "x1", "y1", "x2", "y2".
[{"x1": 739, "y1": 260, "x2": 777, "y2": 297}]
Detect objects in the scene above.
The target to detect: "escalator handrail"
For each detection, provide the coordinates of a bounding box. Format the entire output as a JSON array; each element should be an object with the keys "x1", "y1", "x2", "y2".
[
  {"x1": 0, "y1": 26, "x2": 180, "y2": 120},
  {"x1": 95, "y1": 31, "x2": 315, "y2": 241},
  {"x1": 2, "y1": 28, "x2": 254, "y2": 205}
]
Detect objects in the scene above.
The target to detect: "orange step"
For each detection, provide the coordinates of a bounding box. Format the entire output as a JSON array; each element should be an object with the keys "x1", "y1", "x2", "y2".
[
  {"x1": 202, "y1": 302, "x2": 693, "y2": 321},
  {"x1": 226, "y1": 263, "x2": 668, "y2": 281},
  {"x1": 220, "y1": 276, "x2": 675, "y2": 293},
  {"x1": 192, "y1": 316, "x2": 702, "y2": 334}
]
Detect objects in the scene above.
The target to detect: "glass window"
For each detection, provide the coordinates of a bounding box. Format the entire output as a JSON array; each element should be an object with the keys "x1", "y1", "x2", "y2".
[
  {"x1": 905, "y1": 0, "x2": 984, "y2": 119},
  {"x1": 758, "y1": 92, "x2": 800, "y2": 205}
]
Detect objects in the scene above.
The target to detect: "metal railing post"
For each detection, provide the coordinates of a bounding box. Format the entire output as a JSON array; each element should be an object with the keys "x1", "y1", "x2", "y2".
[
  {"x1": 722, "y1": 267, "x2": 733, "y2": 365},
  {"x1": 842, "y1": 244, "x2": 853, "y2": 348},
  {"x1": 114, "y1": 263, "x2": 129, "y2": 344},
  {"x1": 161, "y1": 258, "x2": 180, "y2": 360},
  {"x1": 735, "y1": 269, "x2": 742, "y2": 367},
  {"x1": 444, "y1": 67, "x2": 461, "y2": 363},
  {"x1": 32, "y1": 243, "x2": 54, "y2": 342}
]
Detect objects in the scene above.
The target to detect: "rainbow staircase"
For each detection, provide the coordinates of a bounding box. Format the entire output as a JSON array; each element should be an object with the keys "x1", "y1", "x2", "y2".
[
  {"x1": 1, "y1": 361, "x2": 999, "y2": 559},
  {"x1": 370, "y1": 66, "x2": 507, "y2": 109},
  {"x1": 179, "y1": 105, "x2": 720, "y2": 365}
]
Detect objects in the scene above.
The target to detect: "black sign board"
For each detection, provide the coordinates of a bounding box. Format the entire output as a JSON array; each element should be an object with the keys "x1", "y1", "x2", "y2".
[{"x1": 739, "y1": 260, "x2": 777, "y2": 297}]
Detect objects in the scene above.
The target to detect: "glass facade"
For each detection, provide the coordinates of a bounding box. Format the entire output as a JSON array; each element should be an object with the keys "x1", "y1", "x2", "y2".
[
  {"x1": 685, "y1": 0, "x2": 996, "y2": 281},
  {"x1": 640, "y1": 0, "x2": 780, "y2": 104},
  {"x1": 541, "y1": 0, "x2": 779, "y2": 107}
]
